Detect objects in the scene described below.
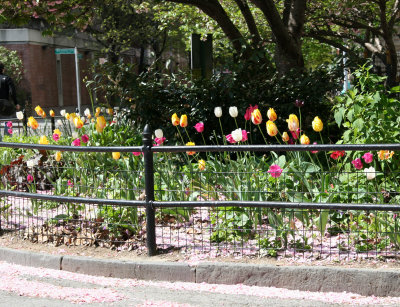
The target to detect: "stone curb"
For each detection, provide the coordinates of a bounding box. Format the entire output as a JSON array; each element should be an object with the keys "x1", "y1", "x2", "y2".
[{"x1": 1, "y1": 247, "x2": 400, "y2": 297}]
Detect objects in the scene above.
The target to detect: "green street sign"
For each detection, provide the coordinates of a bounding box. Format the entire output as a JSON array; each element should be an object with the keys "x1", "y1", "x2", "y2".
[
  {"x1": 55, "y1": 48, "x2": 83, "y2": 59},
  {"x1": 55, "y1": 48, "x2": 75, "y2": 54}
]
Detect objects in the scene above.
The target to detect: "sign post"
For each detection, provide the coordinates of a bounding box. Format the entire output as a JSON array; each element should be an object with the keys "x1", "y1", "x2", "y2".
[
  {"x1": 74, "y1": 47, "x2": 81, "y2": 114},
  {"x1": 54, "y1": 48, "x2": 82, "y2": 114}
]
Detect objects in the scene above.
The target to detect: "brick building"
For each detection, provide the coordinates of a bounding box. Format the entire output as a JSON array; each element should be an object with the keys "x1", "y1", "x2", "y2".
[{"x1": 0, "y1": 28, "x2": 98, "y2": 112}]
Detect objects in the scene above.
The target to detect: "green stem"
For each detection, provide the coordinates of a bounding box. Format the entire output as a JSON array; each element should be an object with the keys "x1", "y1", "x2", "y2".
[
  {"x1": 257, "y1": 124, "x2": 268, "y2": 145},
  {"x1": 176, "y1": 126, "x2": 186, "y2": 144},
  {"x1": 218, "y1": 118, "x2": 226, "y2": 145}
]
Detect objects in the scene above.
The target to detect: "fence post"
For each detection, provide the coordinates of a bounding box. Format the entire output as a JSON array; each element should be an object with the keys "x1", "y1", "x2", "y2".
[
  {"x1": 51, "y1": 116, "x2": 55, "y2": 133},
  {"x1": 142, "y1": 124, "x2": 157, "y2": 256},
  {"x1": 23, "y1": 109, "x2": 27, "y2": 136}
]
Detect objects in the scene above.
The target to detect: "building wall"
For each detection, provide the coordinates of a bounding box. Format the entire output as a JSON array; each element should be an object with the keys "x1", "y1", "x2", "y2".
[
  {"x1": 2, "y1": 43, "x2": 91, "y2": 110},
  {"x1": 0, "y1": 28, "x2": 97, "y2": 113}
]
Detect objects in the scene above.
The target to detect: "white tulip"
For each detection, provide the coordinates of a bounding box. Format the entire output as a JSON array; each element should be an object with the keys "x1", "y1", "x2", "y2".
[
  {"x1": 214, "y1": 107, "x2": 222, "y2": 118},
  {"x1": 364, "y1": 166, "x2": 376, "y2": 180},
  {"x1": 229, "y1": 106, "x2": 238, "y2": 118},
  {"x1": 155, "y1": 129, "x2": 163, "y2": 139},
  {"x1": 16, "y1": 111, "x2": 24, "y2": 120},
  {"x1": 84, "y1": 108, "x2": 91, "y2": 116},
  {"x1": 72, "y1": 131, "x2": 79, "y2": 139},
  {"x1": 231, "y1": 128, "x2": 243, "y2": 142},
  {"x1": 60, "y1": 109, "x2": 66, "y2": 116}
]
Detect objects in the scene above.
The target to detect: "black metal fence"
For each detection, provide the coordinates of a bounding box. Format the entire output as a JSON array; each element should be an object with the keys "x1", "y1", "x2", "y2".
[{"x1": 1, "y1": 124, "x2": 400, "y2": 260}]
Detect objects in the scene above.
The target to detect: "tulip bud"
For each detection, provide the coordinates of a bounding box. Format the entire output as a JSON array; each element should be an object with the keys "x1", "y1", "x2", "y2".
[
  {"x1": 55, "y1": 151, "x2": 62, "y2": 162},
  {"x1": 180, "y1": 114, "x2": 188, "y2": 127},
  {"x1": 194, "y1": 122, "x2": 204, "y2": 133},
  {"x1": 186, "y1": 141, "x2": 196, "y2": 155},
  {"x1": 171, "y1": 113, "x2": 180, "y2": 126},
  {"x1": 214, "y1": 107, "x2": 222, "y2": 118},
  {"x1": 267, "y1": 108, "x2": 277, "y2": 121},
  {"x1": 16, "y1": 111, "x2": 24, "y2": 120},
  {"x1": 312, "y1": 116, "x2": 323, "y2": 132},
  {"x1": 154, "y1": 129, "x2": 163, "y2": 139},
  {"x1": 286, "y1": 114, "x2": 299, "y2": 132},
  {"x1": 251, "y1": 109, "x2": 262, "y2": 125},
  {"x1": 198, "y1": 159, "x2": 206, "y2": 171},
  {"x1": 112, "y1": 152, "x2": 121, "y2": 160},
  {"x1": 229, "y1": 106, "x2": 238, "y2": 118},
  {"x1": 300, "y1": 134, "x2": 310, "y2": 145},
  {"x1": 266, "y1": 120, "x2": 278, "y2": 136},
  {"x1": 282, "y1": 132, "x2": 289, "y2": 142}
]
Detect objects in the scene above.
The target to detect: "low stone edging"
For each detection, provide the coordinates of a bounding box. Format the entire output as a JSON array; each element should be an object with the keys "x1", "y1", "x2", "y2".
[{"x1": 1, "y1": 246, "x2": 400, "y2": 297}]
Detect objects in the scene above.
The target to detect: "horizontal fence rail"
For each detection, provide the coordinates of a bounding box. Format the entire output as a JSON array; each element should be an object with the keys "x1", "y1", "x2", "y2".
[{"x1": 1, "y1": 124, "x2": 400, "y2": 259}]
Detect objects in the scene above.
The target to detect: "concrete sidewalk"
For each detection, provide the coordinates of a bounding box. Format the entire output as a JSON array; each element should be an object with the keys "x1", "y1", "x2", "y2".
[{"x1": 1, "y1": 246, "x2": 400, "y2": 298}]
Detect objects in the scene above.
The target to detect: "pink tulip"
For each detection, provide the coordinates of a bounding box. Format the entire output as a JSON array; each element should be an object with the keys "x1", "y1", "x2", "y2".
[
  {"x1": 244, "y1": 104, "x2": 258, "y2": 121},
  {"x1": 362, "y1": 152, "x2": 373, "y2": 163},
  {"x1": 6, "y1": 121, "x2": 12, "y2": 128},
  {"x1": 241, "y1": 130, "x2": 248, "y2": 142},
  {"x1": 311, "y1": 142, "x2": 318, "y2": 154},
  {"x1": 81, "y1": 134, "x2": 89, "y2": 143},
  {"x1": 290, "y1": 128, "x2": 301, "y2": 140},
  {"x1": 225, "y1": 134, "x2": 236, "y2": 144},
  {"x1": 7, "y1": 128, "x2": 12, "y2": 135},
  {"x1": 154, "y1": 137, "x2": 166, "y2": 145},
  {"x1": 52, "y1": 133, "x2": 60, "y2": 141},
  {"x1": 67, "y1": 180, "x2": 73, "y2": 186},
  {"x1": 268, "y1": 164, "x2": 283, "y2": 178},
  {"x1": 351, "y1": 158, "x2": 363, "y2": 170},
  {"x1": 72, "y1": 138, "x2": 81, "y2": 146},
  {"x1": 27, "y1": 174, "x2": 34, "y2": 183},
  {"x1": 132, "y1": 152, "x2": 142, "y2": 156},
  {"x1": 194, "y1": 122, "x2": 204, "y2": 133}
]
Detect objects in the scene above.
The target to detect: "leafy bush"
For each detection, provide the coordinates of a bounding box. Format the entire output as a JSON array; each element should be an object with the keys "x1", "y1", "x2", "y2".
[
  {"x1": 87, "y1": 58, "x2": 343, "y2": 144},
  {"x1": 334, "y1": 64, "x2": 400, "y2": 145}
]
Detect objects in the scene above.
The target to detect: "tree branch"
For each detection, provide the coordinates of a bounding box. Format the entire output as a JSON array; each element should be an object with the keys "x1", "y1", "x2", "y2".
[
  {"x1": 162, "y1": 0, "x2": 246, "y2": 53},
  {"x1": 233, "y1": 0, "x2": 261, "y2": 45}
]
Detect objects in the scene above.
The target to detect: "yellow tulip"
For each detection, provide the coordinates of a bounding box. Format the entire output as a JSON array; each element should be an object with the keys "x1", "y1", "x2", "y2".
[
  {"x1": 286, "y1": 114, "x2": 299, "y2": 132},
  {"x1": 49, "y1": 110, "x2": 55, "y2": 117},
  {"x1": 171, "y1": 113, "x2": 180, "y2": 126},
  {"x1": 65, "y1": 113, "x2": 71, "y2": 120},
  {"x1": 112, "y1": 152, "x2": 121, "y2": 160},
  {"x1": 55, "y1": 151, "x2": 62, "y2": 162},
  {"x1": 282, "y1": 132, "x2": 289, "y2": 142},
  {"x1": 312, "y1": 116, "x2": 323, "y2": 132},
  {"x1": 300, "y1": 134, "x2": 310, "y2": 145},
  {"x1": 27, "y1": 117, "x2": 39, "y2": 130},
  {"x1": 186, "y1": 141, "x2": 196, "y2": 155},
  {"x1": 39, "y1": 135, "x2": 49, "y2": 145},
  {"x1": 251, "y1": 109, "x2": 262, "y2": 125},
  {"x1": 73, "y1": 116, "x2": 84, "y2": 129},
  {"x1": 34, "y1": 105, "x2": 45, "y2": 118},
  {"x1": 107, "y1": 108, "x2": 113, "y2": 116},
  {"x1": 180, "y1": 114, "x2": 188, "y2": 128},
  {"x1": 266, "y1": 120, "x2": 278, "y2": 137},
  {"x1": 96, "y1": 116, "x2": 107, "y2": 133},
  {"x1": 198, "y1": 159, "x2": 206, "y2": 171},
  {"x1": 267, "y1": 108, "x2": 277, "y2": 121},
  {"x1": 96, "y1": 107, "x2": 101, "y2": 114},
  {"x1": 53, "y1": 128, "x2": 61, "y2": 136}
]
